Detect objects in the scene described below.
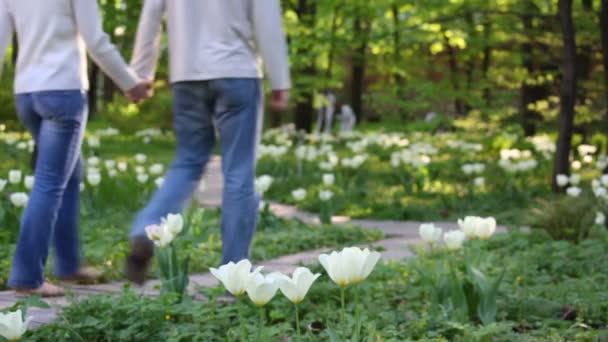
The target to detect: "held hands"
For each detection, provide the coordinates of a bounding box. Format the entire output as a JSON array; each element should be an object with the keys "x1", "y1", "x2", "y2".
[
  {"x1": 126, "y1": 80, "x2": 154, "y2": 103},
  {"x1": 270, "y1": 89, "x2": 289, "y2": 112}
]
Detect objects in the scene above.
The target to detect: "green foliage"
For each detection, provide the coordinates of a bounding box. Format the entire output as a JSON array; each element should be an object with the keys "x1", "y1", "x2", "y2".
[{"x1": 531, "y1": 195, "x2": 597, "y2": 242}]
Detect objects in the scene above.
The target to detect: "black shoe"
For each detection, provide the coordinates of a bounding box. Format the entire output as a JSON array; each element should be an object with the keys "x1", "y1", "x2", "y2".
[{"x1": 126, "y1": 236, "x2": 154, "y2": 285}]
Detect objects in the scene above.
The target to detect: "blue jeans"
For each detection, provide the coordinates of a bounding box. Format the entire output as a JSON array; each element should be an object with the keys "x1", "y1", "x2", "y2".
[
  {"x1": 8, "y1": 91, "x2": 87, "y2": 289},
  {"x1": 131, "y1": 79, "x2": 261, "y2": 264}
]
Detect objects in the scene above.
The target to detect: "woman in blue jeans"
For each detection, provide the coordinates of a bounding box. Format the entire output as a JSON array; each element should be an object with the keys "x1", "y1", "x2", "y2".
[{"x1": 0, "y1": 0, "x2": 150, "y2": 297}]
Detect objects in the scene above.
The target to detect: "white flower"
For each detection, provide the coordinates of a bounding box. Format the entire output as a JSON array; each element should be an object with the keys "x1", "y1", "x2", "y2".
[
  {"x1": 291, "y1": 188, "x2": 307, "y2": 201},
  {"x1": 444, "y1": 230, "x2": 466, "y2": 250},
  {"x1": 475, "y1": 217, "x2": 497, "y2": 239},
  {"x1": 272, "y1": 267, "x2": 321, "y2": 304},
  {"x1": 474, "y1": 177, "x2": 485, "y2": 187},
  {"x1": 318, "y1": 247, "x2": 381, "y2": 287},
  {"x1": 246, "y1": 273, "x2": 280, "y2": 307},
  {"x1": 318, "y1": 190, "x2": 334, "y2": 201},
  {"x1": 87, "y1": 173, "x2": 101, "y2": 186},
  {"x1": 24, "y1": 176, "x2": 34, "y2": 190},
  {"x1": 155, "y1": 177, "x2": 165, "y2": 188},
  {"x1": 255, "y1": 175, "x2": 274, "y2": 194},
  {"x1": 108, "y1": 169, "x2": 118, "y2": 178},
  {"x1": 162, "y1": 213, "x2": 184, "y2": 236},
  {"x1": 8, "y1": 170, "x2": 22, "y2": 184},
  {"x1": 16, "y1": 142, "x2": 27, "y2": 150},
  {"x1": 87, "y1": 136, "x2": 100, "y2": 148},
  {"x1": 322, "y1": 174, "x2": 335, "y2": 186},
  {"x1": 145, "y1": 224, "x2": 174, "y2": 248},
  {"x1": 210, "y1": 259, "x2": 263, "y2": 296},
  {"x1": 601, "y1": 175, "x2": 608, "y2": 187},
  {"x1": 556, "y1": 174, "x2": 569, "y2": 187},
  {"x1": 566, "y1": 186, "x2": 582, "y2": 197},
  {"x1": 87, "y1": 156, "x2": 100, "y2": 166},
  {"x1": 458, "y1": 216, "x2": 479, "y2": 238},
  {"x1": 0, "y1": 178, "x2": 6, "y2": 192},
  {"x1": 0, "y1": 309, "x2": 32, "y2": 341},
  {"x1": 571, "y1": 160, "x2": 582, "y2": 170},
  {"x1": 137, "y1": 173, "x2": 149, "y2": 184},
  {"x1": 135, "y1": 166, "x2": 145, "y2": 174},
  {"x1": 104, "y1": 160, "x2": 116, "y2": 169},
  {"x1": 10, "y1": 192, "x2": 28, "y2": 207},
  {"x1": 419, "y1": 223, "x2": 443, "y2": 244},
  {"x1": 594, "y1": 186, "x2": 607, "y2": 199},
  {"x1": 149, "y1": 163, "x2": 164, "y2": 175},
  {"x1": 569, "y1": 174, "x2": 581, "y2": 186},
  {"x1": 135, "y1": 154, "x2": 147, "y2": 163},
  {"x1": 117, "y1": 162, "x2": 128, "y2": 172},
  {"x1": 596, "y1": 212, "x2": 606, "y2": 226},
  {"x1": 79, "y1": 183, "x2": 85, "y2": 192}
]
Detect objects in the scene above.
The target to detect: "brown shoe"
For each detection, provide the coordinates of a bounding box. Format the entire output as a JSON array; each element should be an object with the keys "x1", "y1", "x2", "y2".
[
  {"x1": 126, "y1": 236, "x2": 154, "y2": 285},
  {"x1": 59, "y1": 266, "x2": 101, "y2": 285},
  {"x1": 15, "y1": 282, "x2": 65, "y2": 298}
]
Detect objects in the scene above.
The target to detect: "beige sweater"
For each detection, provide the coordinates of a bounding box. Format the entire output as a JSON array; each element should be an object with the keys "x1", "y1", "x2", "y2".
[
  {"x1": 131, "y1": 0, "x2": 291, "y2": 90},
  {"x1": 0, "y1": 0, "x2": 138, "y2": 93}
]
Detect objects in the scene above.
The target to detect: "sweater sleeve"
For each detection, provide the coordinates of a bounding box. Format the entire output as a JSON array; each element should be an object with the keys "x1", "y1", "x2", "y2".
[
  {"x1": 73, "y1": 0, "x2": 138, "y2": 92},
  {"x1": 252, "y1": 0, "x2": 292, "y2": 90},
  {"x1": 0, "y1": 0, "x2": 14, "y2": 78},
  {"x1": 130, "y1": 0, "x2": 165, "y2": 81}
]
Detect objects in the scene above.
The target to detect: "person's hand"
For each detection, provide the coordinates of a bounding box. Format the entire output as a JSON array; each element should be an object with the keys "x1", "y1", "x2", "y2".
[
  {"x1": 270, "y1": 89, "x2": 289, "y2": 112},
  {"x1": 126, "y1": 81, "x2": 153, "y2": 103}
]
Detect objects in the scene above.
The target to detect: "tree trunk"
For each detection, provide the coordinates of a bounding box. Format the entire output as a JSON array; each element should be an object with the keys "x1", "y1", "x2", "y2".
[
  {"x1": 351, "y1": 11, "x2": 369, "y2": 124},
  {"x1": 11, "y1": 34, "x2": 17, "y2": 65},
  {"x1": 88, "y1": 62, "x2": 100, "y2": 117},
  {"x1": 553, "y1": 0, "x2": 577, "y2": 191},
  {"x1": 293, "y1": 0, "x2": 316, "y2": 133},
  {"x1": 601, "y1": 0, "x2": 608, "y2": 113},
  {"x1": 481, "y1": 20, "x2": 492, "y2": 106}
]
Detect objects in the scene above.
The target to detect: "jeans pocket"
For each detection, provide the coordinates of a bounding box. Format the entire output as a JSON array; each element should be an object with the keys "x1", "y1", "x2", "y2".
[{"x1": 33, "y1": 91, "x2": 87, "y2": 122}]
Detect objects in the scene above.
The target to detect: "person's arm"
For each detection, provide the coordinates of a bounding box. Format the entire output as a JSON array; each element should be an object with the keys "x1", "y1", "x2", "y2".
[
  {"x1": 72, "y1": 0, "x2": 139, "y2": 92},
  {"x1": 130, "y1": 0, "x2": 165, "y2": 81},
  {"x1": 251, "y1": 0, "x2": 292, "y2": 92},
  {"x1": 0, "y1": 0, "x2": 14, "y2": 78}
]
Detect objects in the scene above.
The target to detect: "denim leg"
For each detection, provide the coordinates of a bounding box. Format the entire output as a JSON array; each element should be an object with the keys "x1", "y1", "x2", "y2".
[
  {"x1": 8, "y1": 91, "x2": 87, "y2": 289},
  {"x1": 130, "y1": 82, "x2": 216, "y2": 238},
  {"x1": 211, "y1": 79, "x2": 261, "y2": 264},
  {"x1": 53, "y1": 157, "x2": 83, "y2": 277}
]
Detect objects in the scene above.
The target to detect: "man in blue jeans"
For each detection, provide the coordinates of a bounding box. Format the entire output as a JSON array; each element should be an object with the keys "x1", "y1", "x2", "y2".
[{"x1": 127, "y1": 0, "x2": 291, "y2": 284}]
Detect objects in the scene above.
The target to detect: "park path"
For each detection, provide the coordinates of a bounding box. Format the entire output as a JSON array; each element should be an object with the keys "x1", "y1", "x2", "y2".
[{"x1": 0, "y1": 156, "x2": 506, "y2": 327}]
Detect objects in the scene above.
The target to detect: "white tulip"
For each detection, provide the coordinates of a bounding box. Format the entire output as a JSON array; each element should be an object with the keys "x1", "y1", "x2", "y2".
[
  {"x1": 137, "y1": 173, "x2": 149, "y2": 184},
  {"x1": 87, "y1": 156, "x2": 100, "y2": 166},
  {"x1": 318, "y1": 247, "x2": 381, "y2": 286},
  {"x1": 474, "y1": 177, "x2": 485, "y2": 187},
  {"x1": 569, "y1": 174, "x2": 581, "y2": 186},
  {"x1": 319, "y1": 190, "x2": 334, "y2": 201},
  {"x1": 10, "y1": 192, "x2": 28, "y2": 207},
  {"x1": 149, "y1": 163, "x2": 164, "y2": 175},
  {"x1": 596, "y1": 212, "x2": 606, "y2": 226},
  {"x1": 87, "y1": 173, "x2": 101, "y2": 186},
  {"x1": 322, "y1": 174, "x2": 335, "y2": 186},
  {"x1": 87, "y1": 136, "x2": 100, "y2": 148},
  {"x1": 104, "y1": 160, "x2": 116, "y2": 169},
  {"x1": 0, "y1": 178, "x2": 7, "y2": 192},
  {"x1": 108, "y1": 169, "x2": 118, "y2": 178},
  {"x1": 117, "y1": 162, "x2": 128, "y2": 172},
  {"x1": 8, "y1": 170, "x2": 22, "y2": 184},
  {"x1": 475, "y1": 217, "x2": 497, "y2": 240},
  {"x1": 419, "y1": 223, "x2": 443, "y2": 244},
  {"x1": 458, "y1": 216, "x2": 480, "y2": 238},
  {"x1": 444, "y1": 230, "x2": 466, "y2": 250},
  {"x1": 162, "y1": 213, "x2": 184, "y2": 236},
  {"x1": 135, "y1": 166, "x2": 145, "y2": 174},
  {"x1": 272, "y1": 267, "x2": 321, "y2": 304},
  {"x1": 556, "y1": 174, "x2": 569, "y2": 187},
  {"x1": 594, "y1": 186, "x2": 607, "y2": 199},
  {"x1": 571, "y1": 160, "x2": 582, "y2": 170},
  {"x1": 566, "y1": 186, "x2": 582, "y2": 197},
  {"x1": 145, "y1": 224, "x2": 174, "y2": 248},
  {"x1": 16, "y1": 142, "x2": 27, "y2": 150},
  {"x1": 246, "y1": 273, "x2": 280, "y2": 307},
  {"x1": 79, "y1": 183, "x2": 85, "y2": 192},
  {"x1": 210, "y1": 259, "x2": 263, "y2": 296},
  {"x1": 291, "y1": 188, "x2": 307, "y2": 201},
  {"x1": 24, "y1": 176, "x2": 34, "y2": 190},
  {"x1": 135, "y1": 154, "x2": 147, "y2": 163},
  {"x1": 255, "y1": 175, "x2": 274, "y2": 194},
  {"x1": 155, "y1": 177, "x2": 165, "y2": 188},
  {"x1": 602, "y1": 174, "x2": 608, "y2": 187},
  {"x1": 0, "y1": 309, "x2": 32, "y2": 341}
]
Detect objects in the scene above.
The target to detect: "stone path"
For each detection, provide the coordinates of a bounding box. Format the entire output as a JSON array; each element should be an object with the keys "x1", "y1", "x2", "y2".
[{"x1": 0, "y1": 156, "x2": 507, "y2": 327}]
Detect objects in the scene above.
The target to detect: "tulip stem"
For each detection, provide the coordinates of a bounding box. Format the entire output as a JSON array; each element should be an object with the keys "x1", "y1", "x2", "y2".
[
  {"x1": 295, "y1": 303, "x2": 301, "y2": 342},
  {"x1": 238, "y1": 296, "x2": 247, "y2": 342},
  {"x1": 340, "y1": 286, "x2": 346, "y2": 341},
  {"x1": 259, "y1": 307, "x2": 265, "y2": 342},
  {"x1": 354, "y1": 287, "x2": 361, "y2": 342}
]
